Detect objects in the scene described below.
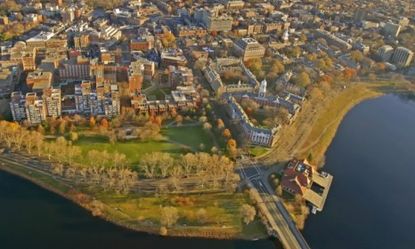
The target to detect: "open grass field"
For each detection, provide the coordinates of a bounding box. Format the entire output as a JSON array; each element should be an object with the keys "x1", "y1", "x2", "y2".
[
  {"x1": 249, "y1": 146, "x2": 270, "y2": 157},
  {"x1": 75, "y1": 125, "x2": 215, "y2": 165},
  {"x1": 163, "y1": 125, "x2": 214, "y2": 151}
]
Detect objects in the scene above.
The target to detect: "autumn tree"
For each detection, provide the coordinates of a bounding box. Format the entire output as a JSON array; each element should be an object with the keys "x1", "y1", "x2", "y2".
[
  {"x1": 240, "y1": 98, "x2": 260, "y2": 115},
  {"x1": 203, "y1": 122, "x2": 212, "y2": 130},
  {"x1": 58, "y1": 120, "x2": 66, "y2": 135},
  {"x1": 89, "y1": 116, "x2": 96, "y2": 128},
  {"x1": 196, "y1": 208, "x2": 208, "y2": 224},
  {"x1": 216, "y1": 119, "x2": 225, "y2": 130},
  {"x1": 240, "y1": 204, "x2": 256, "y2": 224},
  {"x1": 227, "y1": 139, "x2": 238, "y2": 158},
  {"x1": 293, "y1": 71, "x2": 311, "y2": 88},
  {"x1": 69, "y1": 132, "x2": 79, "y2": 142},
  {"x1": 350, "y1": 50, "x2": 364, "y2": 62},
  {"x1": 222, "y1": 128, "x2": 232, "y2": 139},
  {"x1": 160, "y1": 206, "x2": 179, "y2": 227},
  {"x1": 175, "y1": 115, "x2": 183, "y2": 125},
  {"x1": 100, "y1": 118, "x2": 109, "y2": 129}
]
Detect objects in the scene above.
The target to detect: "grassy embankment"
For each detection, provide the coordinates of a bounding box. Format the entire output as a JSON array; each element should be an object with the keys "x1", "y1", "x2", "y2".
[
  {"x1": 260, "y1": 81, "x2": 414, "y2": 166},
  {"x1": 96, "y1": 192, "x2": 267, "y2": 239}
]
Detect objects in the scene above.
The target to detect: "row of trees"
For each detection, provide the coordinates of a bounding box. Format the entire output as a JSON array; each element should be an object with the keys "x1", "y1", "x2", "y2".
[
  {"x1": 52, "y1": 164, "x2": 138, "y2": 194},
  {"x1": 140, "y1": 152, "x2": 238, "y2": 191},
  {"x1": 0, "y1": 121, "x2": 137, "y2": 194},
  {"x1": 140, "y1": 152, "x2": 235, "y2": 179}
]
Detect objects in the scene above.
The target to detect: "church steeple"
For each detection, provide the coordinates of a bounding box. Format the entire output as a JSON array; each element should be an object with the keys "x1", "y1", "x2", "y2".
[{"x1": 258, "y1": 79, "x2": 267, "y2": 98}]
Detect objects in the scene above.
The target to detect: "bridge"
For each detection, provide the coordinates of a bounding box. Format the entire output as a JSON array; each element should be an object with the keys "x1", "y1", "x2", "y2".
[{"x1": 238, "y1": 163, "x2": 311, "y2": 249}]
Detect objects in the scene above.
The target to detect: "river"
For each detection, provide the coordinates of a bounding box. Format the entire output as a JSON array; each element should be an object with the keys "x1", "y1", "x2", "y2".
[
  {"x1": 1, "y1": 94, "x2": 415, "y2": 249},
  {"x1": 304, "y1": 94, "x2": 415, "y2": 249}
]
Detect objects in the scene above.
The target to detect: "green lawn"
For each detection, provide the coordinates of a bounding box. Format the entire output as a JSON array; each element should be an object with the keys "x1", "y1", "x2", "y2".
[
  {"x1": 162, "y1": 126, "x2": 214, "y2": 152},
  {"x1": 249, "y1": 146, "x2": 270, "y2": 157},
  {"x1": 147, "y1": 89, "x2": 165, "y2": 100},
  {"x1": 74, "y1": 125, "x2": 216, "y2": 165}
]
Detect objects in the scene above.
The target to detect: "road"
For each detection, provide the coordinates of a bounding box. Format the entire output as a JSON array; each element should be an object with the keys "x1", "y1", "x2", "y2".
[{"x1": 237, "y1": 162, "x2": 311, "y2": 249}]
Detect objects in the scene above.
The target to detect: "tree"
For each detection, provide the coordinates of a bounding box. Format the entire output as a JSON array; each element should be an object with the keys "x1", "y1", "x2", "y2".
[
  {"x1": 159, "y1": 226, "x2": 168, "y2": 236},
  {"x1": 309, "y1": 87, "x2": 324, "y2": 101},
  {"x1": 343, "y1": 68, "x2": 357, "y2": 82},
  {"x1": 216, "y1": 119, "x2": 225, "y2": 130},
  {"x1": 240, "y1": 98, "x2": 260, "y2": 115},
  {"x1": 203, "y1": 122, "x2": 212, "y2": 130},
  {"x1": 58, "y1": 120, "x2": 66, "y2": 135},
  {"x1": 89, "y1": 116, "x2": 96, "y2": 128},
  {"x1": 350, "y1": 50, "x2": 364, "y2": 62},
  {"x1": 175, "y1": 115, "x2": 183, "y2": 125},
  {"x1": 293, "y1": 71, "x2": 311, "y2": 88},
  {"x1": 69, "y1": 132, "x2": 79, "y2": 142},
  {"x1": 160, "y1": 206, "x2": 179, "y2": 227},
  {"x1": 245, "y1": 58, "x2": 262, "y2": 76},
  {"x1": 240, "y1": 204, "x2": 256, "y2": 224},
  {"x1": 288, "y1": 46, "x2": 301, "y2": 58},
  {"x1": 199, "y1": 116, "x2": 207, "y2": 123},
  {"x1": 222, "y1": 128, "x2": 232, "y2": 139},
  {"x1": 100, "y1": 118, "x2": 109, "y2": 129},
  {"x1": 269, "y1": 59, "x2": 285, "y2": 75},
  {"x1": 227, "y1": 139, "x2": 237, "y2": 158},
  {"x1": 196, "y1": 208, "x2": 208, "y2": 224},
  {"x1": 276, "y1": 108, "x2": 290, "y2": 125},
  {"x1": 140, "y1": 152, "x2": 174, "y2": 178}
]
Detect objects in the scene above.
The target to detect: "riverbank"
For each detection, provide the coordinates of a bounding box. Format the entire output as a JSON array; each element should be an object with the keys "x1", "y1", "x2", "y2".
[
  {"x1": 303, "y1": 94, "x2": 415, "y2": 249},
  {"x1": 259, "y1": 80, "x2": 414, "y2": 229},
  {"x1": 260, "y1": 81, "x2": 414, "y2": 166},
  {"x1": 0, "y1": 151, "x2": 267, "y2": 241}
]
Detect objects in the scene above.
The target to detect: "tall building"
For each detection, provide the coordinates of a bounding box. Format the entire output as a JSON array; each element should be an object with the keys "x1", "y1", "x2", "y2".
[
  {"x1": 194, "y1": 8, "x2": 233, "y2": 32},
  {"x1": 101, "y1": 84, "x2": 120, "y2": 118},
  {"x1": 21, "y1": 48, "x2": 37, "y2": 71},
  {"x1": 74, "y1": 81, "x2": 120, "y2": 117},
  {"x1": 25, "y1": 93, "x2": 46, "y2": 125},
  {"x1": 42, "y1": 87, "x2": 62, "y2": 118},
  {"x1": 75, "y1": 81, "x2": 92, "y2": 114},
  {"x1": 233, "y1": 38, "x2": 266, "y2": 61},
  {"x1": 391, "y1": 47, "x2": 414, "y2": 68},
  {"x1": 10, "y1": 92, "x2": 26, "y2": 122},
  {"x1": 128, "y1": 61, "x2": 144, "y2": 95}
]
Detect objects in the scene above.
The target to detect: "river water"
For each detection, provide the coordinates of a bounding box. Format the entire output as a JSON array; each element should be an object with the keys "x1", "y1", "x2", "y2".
[
  {"x1": 304, "y1": 94, "x2": 415, "y2": 249},
  {"x1": 1, "y1": 94, "x2": 415, "y2": 249}
]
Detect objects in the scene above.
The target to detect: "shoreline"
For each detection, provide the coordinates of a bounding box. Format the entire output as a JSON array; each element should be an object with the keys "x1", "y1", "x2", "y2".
[{"x1": 0, "y1": 154, "x2": 267, "y2": 241}]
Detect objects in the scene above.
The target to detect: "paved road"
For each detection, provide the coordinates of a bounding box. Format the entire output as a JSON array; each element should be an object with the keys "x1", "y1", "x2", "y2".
[{"x1": 237, "y1": 163, "x2": 311, "y2": 249}]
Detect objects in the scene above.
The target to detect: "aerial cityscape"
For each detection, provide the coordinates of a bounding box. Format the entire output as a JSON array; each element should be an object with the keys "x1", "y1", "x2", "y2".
[{"x1": 0, "y1": 0, "x2": 414, "y2": 248}]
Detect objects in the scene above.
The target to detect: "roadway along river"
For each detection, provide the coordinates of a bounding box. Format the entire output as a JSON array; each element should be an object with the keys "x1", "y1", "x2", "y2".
[
  {"x1": 1, "y1": 94, "x2": 415, "y2": 249},
  {"x1": 304, "y1": 94, "x2": 415, "y2": 249}
]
